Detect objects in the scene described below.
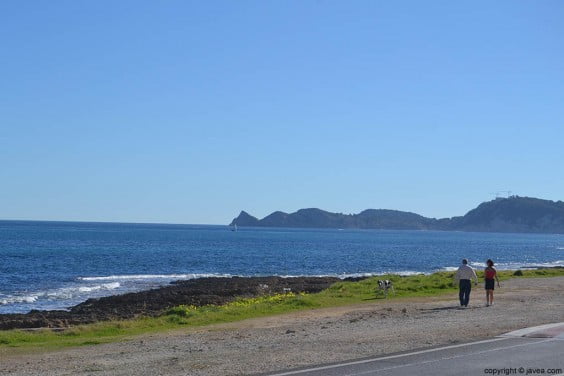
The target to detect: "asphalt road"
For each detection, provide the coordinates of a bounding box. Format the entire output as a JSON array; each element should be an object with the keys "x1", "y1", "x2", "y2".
[{"x1": 267, "y1": 323, "x2": 564, "y2": 376}]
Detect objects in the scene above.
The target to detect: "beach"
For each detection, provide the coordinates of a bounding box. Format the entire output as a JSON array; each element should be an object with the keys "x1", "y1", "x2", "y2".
[{"x1": 1, "y1": 276, "x2": 563, "y2": 375}]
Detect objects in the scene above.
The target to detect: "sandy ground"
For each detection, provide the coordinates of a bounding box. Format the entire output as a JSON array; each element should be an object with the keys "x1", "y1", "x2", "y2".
[{"x1": 1, "y1": 276, "x2": 563, "y2": 376}]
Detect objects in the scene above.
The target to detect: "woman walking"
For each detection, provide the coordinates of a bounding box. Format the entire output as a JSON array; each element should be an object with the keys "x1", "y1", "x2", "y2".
[{"x1": 485, "y1": 259, "x2": 501, "y2": 306}]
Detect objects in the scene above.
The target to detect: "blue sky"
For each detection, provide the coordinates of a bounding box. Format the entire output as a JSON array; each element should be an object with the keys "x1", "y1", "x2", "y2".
[{"x1": 1, "y1": 1, "x2": 563, "y2": 224}]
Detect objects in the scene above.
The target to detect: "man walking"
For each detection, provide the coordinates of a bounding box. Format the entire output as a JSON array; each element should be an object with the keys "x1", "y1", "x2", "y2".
[{"x1": 454, "y1": 259, "x2": 478, "y2": 307}]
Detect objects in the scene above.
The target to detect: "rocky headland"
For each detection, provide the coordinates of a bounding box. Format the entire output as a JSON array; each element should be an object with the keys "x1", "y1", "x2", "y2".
[{"x1": 231, "y1": 196, "x2": 564, "y2": 234}]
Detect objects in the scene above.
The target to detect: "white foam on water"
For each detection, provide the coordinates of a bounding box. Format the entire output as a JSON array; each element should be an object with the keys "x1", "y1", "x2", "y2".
[
  {"x1": 49, "y1": 282, "x2": 121, "y2": 298},
  {"x1": 467, "y1": 260, "x2": 564, "y2": 270},
  {"x1": 440, "y1": 266, "x2": 459, "y2": 272},
  {"x1": 0, "y1": 294, "x2": 40, "y2": 305},
  {"x1": 499, "y1": 260, "x2": 563, "y2": 269},
  {"x1": 77, "y1": 273, "x2": 233, "y2": 281},
  {"x1": 276, "y1": 271, "x2": 426, "y2": 279},
  {"x1": 80, "y1": 272, "x2": 421, "y2": 284},
  {"x1": 467, "y1": 261, "x2": 485, "y2": 269},
  {"x1": 0, "y1": 282, "x2": 122, "y2": 306},
  {"x1": 77, "y1": 282, "x2": 121, "y2": 293},
  {"x1": 393, "y1": 270, "x2": 427, "y2": 276},
  {"x1": 438, "y1": 260, "x2": 564, "y2": 273}
]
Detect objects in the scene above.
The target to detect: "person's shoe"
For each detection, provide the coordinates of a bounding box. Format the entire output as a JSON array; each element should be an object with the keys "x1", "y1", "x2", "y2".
[{"x1": 486, "y1": 303, "x2": 490, "y2": 307}]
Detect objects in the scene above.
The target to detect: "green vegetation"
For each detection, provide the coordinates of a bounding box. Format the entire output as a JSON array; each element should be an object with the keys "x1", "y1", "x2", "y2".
[{"x1": 1, "y1": 268, "x2": 563, "y2": 351}]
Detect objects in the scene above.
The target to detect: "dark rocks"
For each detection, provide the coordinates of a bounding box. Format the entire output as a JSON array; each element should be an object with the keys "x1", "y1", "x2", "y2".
[
  {"x1": 229, "y1": 211, "x2": 259, "y2": 226},
  {"x1": 0, "y1": 276, "x2": 340, "y2": 330}
]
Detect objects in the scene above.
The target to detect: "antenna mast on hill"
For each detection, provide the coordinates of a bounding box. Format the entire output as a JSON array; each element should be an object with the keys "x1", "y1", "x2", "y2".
[{"x1": 490, "y1": 190, "x2": 513, "y2": 199}]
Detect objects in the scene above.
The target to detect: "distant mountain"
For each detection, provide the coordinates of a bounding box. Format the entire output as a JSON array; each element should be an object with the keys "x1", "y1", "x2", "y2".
[
  {"x1": 448, "y1": 196, "x2": 564, "y2": 233},
  {"x1": 230, "y1": 196, "x2": 564, "y2": 234}
]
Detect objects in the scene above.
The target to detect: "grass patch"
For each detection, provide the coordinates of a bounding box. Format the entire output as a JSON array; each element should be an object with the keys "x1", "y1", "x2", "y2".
[
  {"x1": 163, "y1": 292, "x2": 317, "y2": 327},
  {"x1": 2, "y1": 268, "x2": 563, "y2": 351}
]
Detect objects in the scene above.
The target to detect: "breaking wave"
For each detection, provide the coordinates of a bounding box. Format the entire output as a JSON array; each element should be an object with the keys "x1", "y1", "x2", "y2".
[
  {"x1": 77, "y1": 273, "x2": 233, "y2": 282},
  {"x1": 0, "y1": 282, "x2": 121, "y2": 307},
  {"x1": 468, "y1": 260, "x2": 564, "y2": 270}
]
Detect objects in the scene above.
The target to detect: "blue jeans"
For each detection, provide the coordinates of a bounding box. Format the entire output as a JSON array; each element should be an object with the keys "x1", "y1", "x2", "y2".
[{"x1": 459, "y1": 279, "x2": 472, "y2": 306}]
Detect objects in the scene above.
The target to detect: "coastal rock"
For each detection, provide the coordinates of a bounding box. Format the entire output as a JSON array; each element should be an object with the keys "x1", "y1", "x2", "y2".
[
  {"x1": 230, "y1": 211, "x2": 259, "y2": 226},
  {"x1": 0, "y1": 276, "x2": 341, "y2": 330}
]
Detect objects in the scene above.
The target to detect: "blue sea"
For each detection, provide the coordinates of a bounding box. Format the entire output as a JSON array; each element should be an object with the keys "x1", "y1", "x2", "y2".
[{"x1": 1, "y1": 220, "x2": 563, "y2": 314}]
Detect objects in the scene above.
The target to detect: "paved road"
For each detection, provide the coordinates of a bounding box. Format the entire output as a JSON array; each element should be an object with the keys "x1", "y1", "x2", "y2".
[{"x1": 267, "y1": 323, "x2": 564, "y2": 376}]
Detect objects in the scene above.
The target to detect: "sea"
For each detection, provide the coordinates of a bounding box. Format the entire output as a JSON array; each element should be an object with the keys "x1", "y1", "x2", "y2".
[{"x1": 1, "y1": 220, "x2": 563, "y2": 314}]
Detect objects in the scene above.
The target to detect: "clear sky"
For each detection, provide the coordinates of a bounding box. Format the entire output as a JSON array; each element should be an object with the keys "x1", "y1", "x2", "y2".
[{"x1": 1, "y1": 1, "x2": 563, "y2": 224}]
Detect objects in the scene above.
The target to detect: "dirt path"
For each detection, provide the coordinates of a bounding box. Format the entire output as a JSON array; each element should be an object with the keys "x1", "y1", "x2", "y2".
[{"x1": 2, "y1": 277, "x2": 563, "y2": 376}]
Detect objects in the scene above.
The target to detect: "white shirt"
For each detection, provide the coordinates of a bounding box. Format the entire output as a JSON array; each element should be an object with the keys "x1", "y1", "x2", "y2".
[{"x1": 454, "y1": 264, "x2": 478, "y2": 282}]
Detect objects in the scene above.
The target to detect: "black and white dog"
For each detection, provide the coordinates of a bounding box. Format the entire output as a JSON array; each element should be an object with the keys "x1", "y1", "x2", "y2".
[{"x1": 377, "y1": 279, "x2": 395, "y2": 298}]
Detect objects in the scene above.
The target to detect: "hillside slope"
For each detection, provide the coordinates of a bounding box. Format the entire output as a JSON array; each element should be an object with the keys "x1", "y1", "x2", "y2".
[{"x1": 231, "y1": 196, "x2": 564, "y2": 234}]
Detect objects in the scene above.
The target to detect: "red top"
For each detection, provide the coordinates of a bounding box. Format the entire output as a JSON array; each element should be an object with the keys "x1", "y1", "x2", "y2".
[{"x1": 485, "y1": 268, "x2": 496, "y2": 279}]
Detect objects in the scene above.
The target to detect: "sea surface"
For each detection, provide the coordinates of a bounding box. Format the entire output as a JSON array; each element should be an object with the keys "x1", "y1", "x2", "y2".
[{"x1": 1, "y1": 220, "x2": 563, "y2": 314}]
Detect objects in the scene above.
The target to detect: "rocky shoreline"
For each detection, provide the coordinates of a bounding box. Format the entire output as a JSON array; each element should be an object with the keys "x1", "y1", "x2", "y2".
[
  {"x1": 0, "y1": 276, "x2": 346, "y2": 330},
  {"x1": 3, "y1": 276, "x2": 563, "y2": 375}
]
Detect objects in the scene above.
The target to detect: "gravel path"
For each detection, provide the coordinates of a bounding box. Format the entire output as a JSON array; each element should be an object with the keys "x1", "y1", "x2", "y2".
[{"x1": 1, "y1": 276, "x2": 563, "y2": 376}]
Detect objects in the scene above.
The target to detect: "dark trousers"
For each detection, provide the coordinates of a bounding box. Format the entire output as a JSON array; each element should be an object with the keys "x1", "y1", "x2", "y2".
[{"x1": 459, "y1": 279, "x2": 471, "y2": 306}]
